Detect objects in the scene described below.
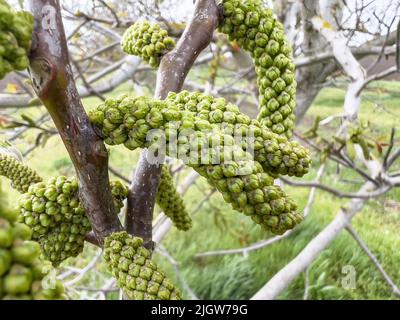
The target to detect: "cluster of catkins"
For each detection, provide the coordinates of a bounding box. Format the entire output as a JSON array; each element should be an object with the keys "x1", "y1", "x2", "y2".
[
  {"x1": 18, "y1": 176, "x2": 128, "y2": 266},
  {"x1": 219, "y1": 0, "x2": 296, "y2": 138},
  {"x1": 104, "y1": 231, "x2": 182, "y2": 300},
  {"x1": 121, "y1": 20, "x2": 175, "y2": 67},
  {"x1": 156, "y1": 165, "x2": 192, "y2": 231},
  {"x1": 0, "y1": 210, "x2": 65, "y2": 300},
  {"x1": 17, "y1": 176, "x2": 92, "y2": 266},
  {"x1": 89, "y1": 95, "x2": 303, "y2": 234},
  {"x1": 166, "y1": 91, "x2": 310, "y2": 178},
  {"x1": 0, "y1": 0, "x2": 34, "y2": 79},
  {"x1": 0, "y1": 153, "x2": 128, "y2": 266}
]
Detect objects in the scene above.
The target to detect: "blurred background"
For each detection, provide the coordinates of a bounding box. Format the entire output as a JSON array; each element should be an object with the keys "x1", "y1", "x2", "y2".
[{"x1": 0, "y1": 0, "x2": 399, "y2": 299}]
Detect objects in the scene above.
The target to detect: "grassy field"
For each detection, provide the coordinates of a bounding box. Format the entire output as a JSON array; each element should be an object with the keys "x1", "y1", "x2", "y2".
[{"x1": 1, "y1": 80, "x2": 399, "y2": 300}]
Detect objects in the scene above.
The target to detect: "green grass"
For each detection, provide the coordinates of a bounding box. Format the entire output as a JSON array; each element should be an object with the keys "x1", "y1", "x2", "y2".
[{"x1": 1, "y1": 80, "x2": 400, "y2": 300}]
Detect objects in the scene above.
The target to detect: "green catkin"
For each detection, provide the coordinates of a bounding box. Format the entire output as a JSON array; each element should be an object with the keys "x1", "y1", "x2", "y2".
[
  {"x1": 89, "y1": 95, "x2": 303, "y2": 234},
  {"x1": 156, "y1": 165, "x2": 192, "y2": 231},
  {"x1": 104, "y1": 231, "x2": 181, "y2": 300},
  {"x1": 110, "y1": 180, "x2": 129, "y2": 213},
  {"x1": 0, "y1": 154, "x2": 42, "y2": 193},
  {"x1": 17, "y1": 176, "x2": 92, "y2": 266},
  {"x1": 219, "y1": 0, "x2": 296, "y2": 138},
  {"x1": 121, "y1": 20, "x2": 175, "y2": 68},
  {"x1": 166, "y1": 91, "x2": 310, "y2": 178},
  {"x1": 0, "y1": 0, "x2": 34, "y2": 79},
  {"x1": 0, "y1": 211, "x2": 65, "y2": 300},
  {"x1": 0, "y1": 153, "x2": 128, "y2": 266},
  {"x1": 17, "y1": 177, "x2": 129, "y2": 266}
]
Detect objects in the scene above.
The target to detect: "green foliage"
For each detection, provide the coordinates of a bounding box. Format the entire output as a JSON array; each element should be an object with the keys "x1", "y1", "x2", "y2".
[
  {"x1": 104, "y1": 231, "x2": 182, "y2": 300},
  {"x1": 0, "y1": 0, "x2": 34, "y2": 79}
]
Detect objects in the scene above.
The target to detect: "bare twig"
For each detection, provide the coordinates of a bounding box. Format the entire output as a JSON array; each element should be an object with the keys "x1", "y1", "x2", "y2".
[
  {"x1": 346, "y1": 225, "x2": 400, "y2": 297},
  {"x1": 156, "y1": 245, "x2": 199, "y2": 300},
  {"x1": 280, "y1": 177, "x2": 390, "y2": 199},
  {"x1": 64, "y1": 249, "x2": 103, "y2": 287}
]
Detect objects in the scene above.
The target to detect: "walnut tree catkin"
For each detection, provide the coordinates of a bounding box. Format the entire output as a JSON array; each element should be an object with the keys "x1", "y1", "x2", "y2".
[
  {"x1": 0, "y1": 209, "x2": 65, "y2": 300},
  {"x1": 0, "y1": 154, "x2": 42, "y2": 193},
  {"x1": 0, "y1": 0, "x2": 34, "y2": 79},
  {"x1": 17, "y1": 176, "x2": 129, "y2": 266},
  {"x1": 156, "y1": 165, "x2": 192, "y2": 231},
  {"x1": 121, "y1": 20, "x2": 175, "y2": 67},
  {"x1": 18, "y1": 176, "x2": 92, "y2": 266},
  {"x1": 104, "y1": 231, "x2": 181, "y2": 300},
  {"x1": 89, "y1": 95, "x2": 303, "y2": 234},
  {"x1": 219, "y1": 0, "x2": 296, "y2": 138},
  {"x1": 166, "y1": 90, "x2": 310, "y2": 178},
  {"x1": 0, "y1": 153, "x2": 128, "y2": 266}
]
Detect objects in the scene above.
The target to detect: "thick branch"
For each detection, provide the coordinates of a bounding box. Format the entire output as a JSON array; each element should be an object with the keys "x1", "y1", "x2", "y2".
[
  {"x1": 28, "y1": 0, "x2": 122, "y2": 245},
  {"x1": 125, "y1": 0, "x2": 221, "y2": 248},
  {"x1": 251, "y1": 182, "x2": 375, "y2": 300}
]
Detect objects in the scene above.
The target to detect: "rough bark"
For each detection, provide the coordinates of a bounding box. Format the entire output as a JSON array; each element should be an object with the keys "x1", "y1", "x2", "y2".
[{"x1": 28, "y1": 0, "x2": 122, "y2": 245}]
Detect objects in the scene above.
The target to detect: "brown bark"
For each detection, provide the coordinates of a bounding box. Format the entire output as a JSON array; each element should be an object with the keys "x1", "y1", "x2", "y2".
[
  {"x1": 125, "y1": 0, "x2": 222, "y2": 249},
  {"x1": 27, "y1": 0, "x2": 122, "y2": 245}
]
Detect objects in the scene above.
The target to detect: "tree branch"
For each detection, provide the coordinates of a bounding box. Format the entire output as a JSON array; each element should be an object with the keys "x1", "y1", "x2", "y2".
[
  {"x1": 28, "y1": 0, "x2": 122, "y2": 245},
  {"x1": 251, "y1": 182, "x2": 376, "y2": 300},
  {"x1": 125, "y1": 0, "x2": 222, "y2": 249},
  {"x1": 346, "y1": 225, "x2": 400, "y2": 297}
]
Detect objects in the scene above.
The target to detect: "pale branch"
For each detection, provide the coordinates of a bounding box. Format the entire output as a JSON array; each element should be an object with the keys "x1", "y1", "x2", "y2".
[
  {"x1": 346, "y1": 225, "x2": 400, "y2": 297},
  {"x1": 357, "y1": 66, "x2": 399, "y2": 95},
  {"x1": 75, "y1": 41, "x2": 120, "y2": 62},
  {"x1": 194, "y1": 234, "x2": 291, "y2": 259},
  {"x1": 251, "y1": 12, "x2": 400, "y2": 299},
  {"x1": 156, "y1": 245, "x2": 199, "y2": 300},
  {"x1": 312, "y1": 16, "x2": 366, "y2": 123},
  {"x1": 303, "y1": 164, "x2": 327, "y2": 217},
  {"x1": 295, "y1": 46, "x2": 396, "y2": 68},
  {"x1": 0, "y1": 56, "x2": 140, "y2": 109},
  {"x1": 251, "y1": 182, "x2": 376, "y2": 300},
  {"x1": 126, "y1": 0, "x2": 222, "y2": 249},
  {"x1": 280, "y1": 177, "x2": 391, "y2": 199},
  {"x1": 64, "y1": 249, "x2": 103, "y2": 287},
  {"x1": 97, "y1": 0, "x2": 121, "y2": 27},
  {"x1": 386, "y1": 148, "x2": 400, "y2": 169},
  {"x1": 28, "y1": 0, "x2": 123, "y2": 244},
  {"x1": 303, "y1": 266, "x2": 310, "y2": 300}
]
